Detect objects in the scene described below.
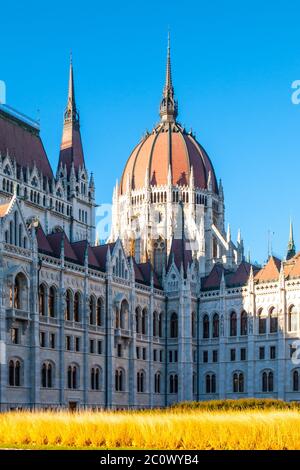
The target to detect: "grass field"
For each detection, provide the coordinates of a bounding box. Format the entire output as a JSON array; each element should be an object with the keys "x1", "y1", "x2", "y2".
[{"x1": 1, "y1": 400, "x2": 300, "y2": 450}]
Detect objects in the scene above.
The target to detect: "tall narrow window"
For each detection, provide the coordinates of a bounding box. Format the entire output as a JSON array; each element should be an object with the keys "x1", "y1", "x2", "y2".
[
  {"x1": 240, "y1": 311, "x2": 247, "y2": 336},
  {"x1": 203, "y1": 315, "x2": 209, "y2": 339},
  {"x1": 230, "y1": 312, "x2": 237, "y2": 337},
  {"x1": 170, "y1": 313, "x2": 178, "y2": 338},
  {"x1": 48, "y1": 286, "x2": 56, "y2": 317},
  {"x1": 39, "y1": 284, "x2": 46, "y2": 316},
  {"x1": 213, "y1": 314, "x2": 219, "y2": 338}
]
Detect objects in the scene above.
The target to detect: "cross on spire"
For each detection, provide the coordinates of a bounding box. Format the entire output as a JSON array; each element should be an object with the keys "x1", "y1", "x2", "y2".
[{"x1": 159, "y1": 33, "x2": 178, "y2": 122}]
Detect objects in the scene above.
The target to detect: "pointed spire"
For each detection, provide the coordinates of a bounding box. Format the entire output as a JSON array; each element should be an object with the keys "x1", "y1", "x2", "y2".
[
  {"x1": 287, "y1": 219, "x2": 296, "y2": 260},
  {"x1": 159, "y1": 33, "x2": 178, "y2": 122},
  {"x1": 58, "y1": 56, "x2": 85, "y2": 177},
  {"x1": 65, "y1": 54, "x2": 79, "y2": 124},
  {"x1": 237, "y1": 228, "x2": 241, "y2": 244},
  {"x1": 207, "y1": 171, "x2": 212, "y2": 191}
]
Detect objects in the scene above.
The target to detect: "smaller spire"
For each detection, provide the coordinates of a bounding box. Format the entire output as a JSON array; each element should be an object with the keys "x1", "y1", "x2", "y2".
[
  {"x1": 286, "y1": 219, "x2": 296, "y2": 260},
  {"x1": 64, "y1": 55, "x2": 79, "y2": 124},
  {"x1": 226, "y1": 223, "x2": 231, "y2": 243}
]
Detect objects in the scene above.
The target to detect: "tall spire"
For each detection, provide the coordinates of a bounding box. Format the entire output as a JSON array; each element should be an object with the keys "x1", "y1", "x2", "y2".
[
  {"x1": 159, "y1": 33, "x2": 178, "y2": 122},
  {"x1": 64, "y1": 54, "x2": 79, "y2": 125},
  {"x1": 58, "y1": 56, "x2": 85, "y2": 176},
  {"x1": 286, "y1": 219, "x2": 296, "y2": 260}
]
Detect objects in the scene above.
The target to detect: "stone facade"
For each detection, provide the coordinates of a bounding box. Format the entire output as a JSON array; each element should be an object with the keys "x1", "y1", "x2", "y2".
[{"x1": 0, "y1": 45, "x2": 299, "y2": 411}]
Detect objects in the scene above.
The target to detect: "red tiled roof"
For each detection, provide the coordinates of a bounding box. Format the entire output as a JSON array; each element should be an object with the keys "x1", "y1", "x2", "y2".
[
  {"x1": 46, "y1": 232, "x2": 78, "y2": 262},
  {"x1": 120, "y1": 122, "x2": 218, "y2": 194},
  {"x1": 254, "y1": 256, "x2": 281, "y2": 283},
  {"x1": 36, "y1": 225, "x2": 54, "y2": 255},
  {"x1": 0, "y1": 109, "x2": 53, "y2": 179},
  {"x1": 91, "y1": 243, "x2": 116, "y2": 271}
]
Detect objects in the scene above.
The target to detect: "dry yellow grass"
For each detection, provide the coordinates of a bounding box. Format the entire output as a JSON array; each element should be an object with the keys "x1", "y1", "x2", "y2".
[{"x1": 0, "y1": 408, "x2": 299, "y2": 449}]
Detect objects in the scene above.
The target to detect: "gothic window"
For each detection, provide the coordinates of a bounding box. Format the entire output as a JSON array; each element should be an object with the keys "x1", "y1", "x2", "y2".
[
  {"x1": 288, "y1": 305, "x2": 297, "y2": 332},
  {"x1": 293, "y1": 370, "x2": 300, "y2": 392},
  {"x1": 141, "y1": 308, "x2": 147, "y2": 335},
  {"x1": 39, "y1": 284, "x2": 46, "y2": 316},
  {"x1": 13, "y1": 273, "x2": 27, "y2": 310},
  {"x1": 257, "y1": 308, "x2": 266, "y2": 334},
  {"x1": 91, "y1": 367, "x2": 101, "y2": 390},
  {"x1": 230, "y1": 311, "x2": 237, "y2": 337},
  {"x1": 96, "y1": 297, "x2": 103, "y2": 326},
  {"x1": 262, "y1": 371, "x2": 274, "y2": 392},
  {"x1": 74, "y1": 292, "x2": 81, "y2": 322},
  {"x1": 48, "y1": 286, "x2": 56, "y2": 318},
  {"x1": 65, "y1": 289, "x2": 73, "y2": 321},
  {"x1": 8, "y1": 359, "x2": 21, "y2": 386},
  {"x1": 170, "y1": 313, "x2": 178, "y2": 338},
  {"x1": 135, "y1": 307, "x2": 141, "y2": 333},
  {"x1": 153, "y1": 311, "x2": 158, "y2": 337},
  {"x1": 154, "y1": 372, "x2": 161, "y2": 393},
  {"x1": 89, "y1": 295, "x2": 96, "y2": 325},
  {"x1": 203, "y1": 315, "x2": 210, "y2": 339},
  {"x1": 67, "y1": 365, "x2": 78, "y2": 389},
  {"x1": 233, "y1": 372, "x2": 244, "y2": 393},
  {"x1": 41, "y1": 362, "x2": 53, "y2": 388},
  {"x1": 169, "y1": 374, "x2": 178, "y2": 394},
  {"x1": 269, "y1": 307, "x2": 278, "y2": 333},
  {"x1": 4, "y1": 165, "x2": 11, "y2": 176},
  {"x1": 115, "y1": 369, "x2": 124, "y2": 392},
  {"x1": 120, "y1": 299, "x2": 129, "y2": 330},
  {"x1": 158, "y1": 313, "x2": 163, "y2": 338},
  {"x1": 240, "y1": 311, "x2": 248, "y2": 336},
  {"x1": 205, "y1": 373, "x2": 216, "y2": 394},
  {"x1": 137, "y1": 371, "x2": 145, "y2": 393},
  {"x1": 213, "y1": 313, "x2": 219, "y2": 338}
]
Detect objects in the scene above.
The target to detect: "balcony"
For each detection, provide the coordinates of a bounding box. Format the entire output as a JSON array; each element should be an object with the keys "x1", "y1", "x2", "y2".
[{"x1": 6, "y1": 308, "x2": 30, "y2": 321}]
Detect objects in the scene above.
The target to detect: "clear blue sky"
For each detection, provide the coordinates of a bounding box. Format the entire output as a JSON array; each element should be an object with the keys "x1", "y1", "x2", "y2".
[{"x1": 1, "y1": 0, "x2": 300, "y2": 263}]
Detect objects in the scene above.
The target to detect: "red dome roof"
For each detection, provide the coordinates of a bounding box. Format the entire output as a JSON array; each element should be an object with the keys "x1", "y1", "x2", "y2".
[{"x1": 120, "y1": 121, "x2": 218, "y2": 195}]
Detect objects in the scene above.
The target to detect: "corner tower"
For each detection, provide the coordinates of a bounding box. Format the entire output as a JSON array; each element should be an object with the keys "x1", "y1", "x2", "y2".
[{"x1": 57, "y1": 57, "x2": 95, "y2": 243}]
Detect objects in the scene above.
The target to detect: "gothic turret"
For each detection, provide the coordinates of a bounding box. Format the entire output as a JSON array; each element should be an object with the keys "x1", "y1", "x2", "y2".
[{"x1": 159, "y1": 34, "x2": 178, "y2": 122}]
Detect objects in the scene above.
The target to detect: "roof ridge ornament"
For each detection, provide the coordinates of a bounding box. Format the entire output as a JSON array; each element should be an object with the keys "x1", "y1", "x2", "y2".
[{"x1": 159, "y1": 33, "x2": 178, "y2": 123}]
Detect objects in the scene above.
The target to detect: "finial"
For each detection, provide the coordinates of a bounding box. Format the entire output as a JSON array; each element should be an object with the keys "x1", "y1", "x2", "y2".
[{"x1": 64, "y1": 55, "x2": 79, "y2": 124}]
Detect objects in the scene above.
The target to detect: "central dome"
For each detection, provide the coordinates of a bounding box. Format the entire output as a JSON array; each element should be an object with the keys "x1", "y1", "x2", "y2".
[
  {"x1": 120, "y1": 36, "x2": 218, "y2": 196},
  {"x1": 120, "y1": 121, "x2": 218, "y2": 195}
]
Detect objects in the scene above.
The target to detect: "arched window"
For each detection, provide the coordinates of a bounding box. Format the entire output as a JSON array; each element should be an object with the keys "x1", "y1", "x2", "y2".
[
  {"x1": 205, "y1": 373, "x2": 216, "y2": 393},
  {"x1": 258, "y1": 308, "x2": 266, "y2": 334},
  {"x1": 41, "y1": 362, "x2": 53, "y2": 388},
  {"x1": 158, "y1": 313, "x2": 163, "y2": 338},
  {"x1": 230, "y1": 311, "x2": 237, "y2": 337},
  {"x1": 13, "y1": 273, "x2": 27, "y2": 310},
  {"x1": 96, "y1": 298, "x2": 103, "y2": 326},
  {"x1": 293, "y1": 370, "x2": 299, "y2": 392},
  {"x1": 203, "y1": 315, "x2": 209, "y2": 339},
  {"x1": 154, "y1": 372, "x2": 161, "y2": 393},
  {"x1": 115, "y1": 369, "x2": 124, "y2": 392},
  {"x1": 135, "y1": 307, "x2": 141, "y2": 333},
  {"x1": 137, "y1": 371, "x2": 145, "y2": 393},
  {"x1": 240, "y1": 311, "x2": 247, "y2": 336},
  {"x1": 8, "y1": 359, "x2": 21, "y2": 386},
  {"x1": 169, "y1": 374, "x2": 178, "y2": 394},
  {"x1": 141, "y1": 308, "x2": 147, "y2": 335},
  {"x1": 18, "y1": 224, "x2": 22, "y2": 247},
  {"x1": 48, "y1": 286, "x2": 56, "y2": 318},
  {"x1": 269, "y1": 307, "x2": 278, "y2": 333},
  {"x1": 65, "y1": 290, "x2": 72, "y2": 321},
  {"x1": 89, "y1": 296, "x2": 96, "y2": 325},
  {"x1": 39, "y1": 284, "x2": 46, "y2": 316},
  {"x1": 74, "y1": 292, "x2": 81, "y2": 323},
  {"x1": 262, "y1": 371, "x2": 273, "y2": 392},
  {"x1": 91, "y1": 367, "x2": 101, "y2": 390},
  {"x1": 170, "y1": 313, "x2": 178, "y2": 338},
  {"x1": 153, "y1": 312, "x2": 158, "y2": 337},
  {"x1": 191, "y1": 312, "x2": 196, "y2": 338},
  {"x1": 288, "y1": 305, "x2": 297, "y2": 332},
  {"x1": 120, "y1": 300, "x2": 129, "y2": 330},
  {"x1": 233, "y1": 372, "x2": 244, "y2": 393},
  {"x1": 67, "y1": 365, "x2": 78, "y2": 389},
  {"x1": 213, "y1": 314, "x2": 219, "y2": 338}
]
